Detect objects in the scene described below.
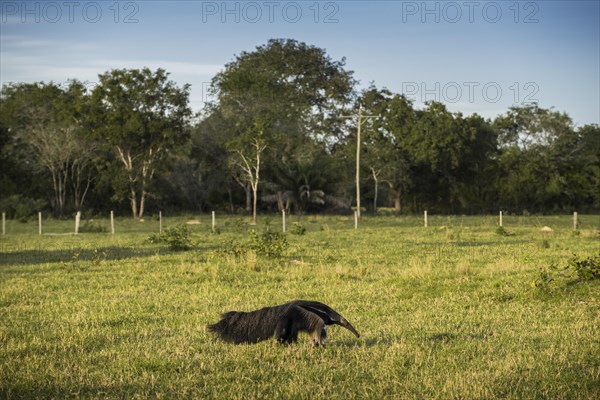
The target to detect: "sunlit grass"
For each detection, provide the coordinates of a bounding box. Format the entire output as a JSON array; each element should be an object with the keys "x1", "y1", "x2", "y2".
[{"x1": 1, "y1": 214, "x2": 599, "y2": 399}]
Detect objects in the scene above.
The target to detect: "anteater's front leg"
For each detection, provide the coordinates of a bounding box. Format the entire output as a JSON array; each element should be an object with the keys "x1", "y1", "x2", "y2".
[{"x1": 275, "y1": 316, "x2": 298, "y2": 344}]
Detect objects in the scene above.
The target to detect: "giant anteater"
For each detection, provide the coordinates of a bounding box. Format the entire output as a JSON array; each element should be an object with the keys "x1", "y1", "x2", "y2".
[{"x1": 207, "y1": 300, "x2": 360, "y2": 346}]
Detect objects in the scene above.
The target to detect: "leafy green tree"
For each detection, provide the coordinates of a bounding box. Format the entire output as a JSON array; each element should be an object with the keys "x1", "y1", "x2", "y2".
[
  {"x1": 449, "y1": 114, "x2": 499, "y2": 212},
  {"x1": 492, "y1": 104, "x2": 599, "y2": 212},
  {"x1": 0, "y1": 90, "x2": 48, "y2": 217},
  {"x1": 206, "y1": 39, "x2": 355, "y2": 219},
  {"x1": 412, "y1": 102, "x2": 473, "y2": 173},
  {"x1": 226, "y1": 115, "x2": 269, "y2": 224},
  {"x1": 0, "y1": 81, "x2": 95, "y2": 216},
  {"x1": 410, "y1": 102, "x2": 483, "y2": 212},
  {"x1": 266, "y1": 143, "x2": 337, "y2": 213},
  {"x1": 63, "y1": 81, "x2": 98, "y2": 211},
  {"x1": 89, "y1": 68, "x2": 191, "y2": 219},
  {"x1": 569, "y1": 124, "x2": 600, "y2": 209},
  {"x1": 495, "y1": 104, "x2": 572, "y2": 149},
  {"x1": 360, "y1": 87, "x2": 417, "y2": 213},
  {"x1": 191, "y1": 110, "x2": 242, "y2": 213}
]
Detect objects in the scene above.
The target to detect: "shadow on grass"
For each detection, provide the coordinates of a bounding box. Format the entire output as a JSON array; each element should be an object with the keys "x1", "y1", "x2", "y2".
[
  {"x1": 0, "y1": 384, "x2": 173, "y2": 400},
  {"x1": 452, "y1": 240, "x2": 528, "y2": 247},
  {"x1": 333, "y1": 337, "x2": 397, "y2": 348},
  {"x1": 0, "y1": 245, "x2": 162, "y2": 266},
  {"x1": 334, "y1": 331, "x2": 494, "y2": 348}
]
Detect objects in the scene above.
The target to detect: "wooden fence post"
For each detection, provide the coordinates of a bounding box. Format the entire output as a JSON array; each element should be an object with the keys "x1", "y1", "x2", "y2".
[
  {"x1": 75, "y1": 211, "x2": 81, "y2": 234},
  {"x1": 38, "y1": 212, "x2": 42, "y2": 235},
  {"x1": 424, "y1": 210, "x2": 428, "y2": 228},
  {"x1": 212, "y1": 211, "x2": 216, "y2": 233},
  {"x1": 499, "y1": 211, "x2": 503, "y2": 227},
  {"x1": 2, "y1": 212, "x2": 5, "y2": 235},
  {"x1": 159, "y1": 211, "x2": 163, "y2": 234},
  {"x1": 573, "y1": 211, "x2": 578, "y2": 230},
  {"x1": 282, "y1": 210, "x2": 286, "y2": 233},
  {"x1": 110, "y1": 211, "x2": 115, "y2": 234}
]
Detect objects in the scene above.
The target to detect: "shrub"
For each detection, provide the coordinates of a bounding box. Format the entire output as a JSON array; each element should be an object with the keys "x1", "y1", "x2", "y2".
[
  {"x1": 249, "y1": 229, "x2": 288, "y2": 258},
  {"x1": 217, "y1": 240, "x2": 248, "y2": 258},
  {"x1": 290, "y1": 222, "x2": 306, "y2": 236},
  {"x1": 148, "y1": 224, "x2": 193, "y2": 251},
  {"x1": 90, "y1": 247, "x2": 108, "y2": 265},
  {"x1": 567, "y1": 253, "x2": 600, "y2": 281},
  {"x1": 79, "y1": 220, "x2": 107, "y2": 233},
  {"x1": 216, "y1": 229, "x2": 288, "y2": 259},
  {"x1": 531, "y1": 253, "x2": 600, "y2": 290},
  {"x1": 531, "y1": 265, "x2": 561, "y2": 290},
  {"x1": 495, "y1": 226, "x2": 514, "y2": 236}
]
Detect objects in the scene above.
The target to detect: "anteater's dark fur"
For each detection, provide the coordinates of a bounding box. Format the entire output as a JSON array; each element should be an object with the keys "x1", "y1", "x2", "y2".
[{"x1": 207, "y1": 300, "x2": 360, "y2": 345}]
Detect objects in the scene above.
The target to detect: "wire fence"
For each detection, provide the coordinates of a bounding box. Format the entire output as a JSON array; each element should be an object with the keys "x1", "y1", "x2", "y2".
[{"x1": 1, "y1": 210, "x2": 596, "y2": 236}]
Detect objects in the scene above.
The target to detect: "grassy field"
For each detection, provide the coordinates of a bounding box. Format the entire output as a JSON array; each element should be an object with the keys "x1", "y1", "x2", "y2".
[{"x1": 1, "y1": 214, "x2": 599, "y2": 399}]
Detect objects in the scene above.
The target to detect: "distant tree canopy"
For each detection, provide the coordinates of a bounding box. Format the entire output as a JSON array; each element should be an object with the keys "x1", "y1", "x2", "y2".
[
  {"x1": 88, "y1": 68, "x2": 192, "y2": 219},
  {"x1": 0, "y1": 81, "x2": 92, "y2": 217},
  {"x1": 207, "y1": 39, "x2": 356, "y2": 219},
  {"x1": 1, "y1": 39, "x2": 598, "y2": 218}
]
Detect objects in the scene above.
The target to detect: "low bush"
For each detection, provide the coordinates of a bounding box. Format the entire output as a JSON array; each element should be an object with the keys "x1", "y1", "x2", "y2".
[
  {"x1": 531, "y1": 252, "x2": 600, "y2": 290},
  {"x1": 289, "y1": 222, "x2": 306, "y2": 235},
  {"x1": 249, "y1": 229, "x2": 288, "y2": 258},
  {"x1": 217, "y1": 240, "x2": 248, "y2": 258},
  {"x1": 147, "y1": 224, "x2": 193, "y2": 251},
  {"x1": 567, "y1": 253, "x2": 600, "y2": 280},
  {"x1": 217, "y1": 229, "x2": 289, "y2": 259},
  {"x1": 79, "y1": 220, "x2": 107, "y2": 233},
  {"x1": 495, "y1": 226, "x2": 514, "y2": 236}
]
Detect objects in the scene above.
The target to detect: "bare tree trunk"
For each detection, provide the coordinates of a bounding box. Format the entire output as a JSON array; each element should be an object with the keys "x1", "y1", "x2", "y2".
[
  {"x1": 78, "y1": 176, "x2": 91, "y2": 211},
  {"x1": 116, "y1": 146, "x2": 140, "y2": 219},
  {"x1": 394, "y1": 189, "x2": 402, "y2": 214},
  {"x1": 277, "y1": 191, "x2": 284, "y2": 212},
  {"x1": 74, "y1": 173, "x2": 92, "y2": 212},
  {"x1": 231, "y1": 137, "x2": 265, "y2": 225},
  {"x1": 371, "y1": 167, "x2": 379, "y2": 213},
  {"x1": 228, "y1": 187, "x2": 235, "y2": 213},
  {"x1": 386, "y1": 181, "x2": 402, "y2": 214},
  {"x1": 50, "y1": 169, "x2": 59, "y2": 217},
  {"x1": 71, "y1": 157, "x2": 94, "y2": 212},
  {"x1": 138, "y1": 151, "x2": 156, "y2": 220},
  {"x1": 72, "y1": 165, "x2": 82, "y2": 211},
  {"x1": 373, "y1": 181, "x2": 378, "y2": 213},
  {"x1": 50, "y1": 166, "x2": 68, "y2": 217},
  {"x1": 245, "y1": 185, "x2": 252, "y2": 215},
  {"x1": 130, "y1": 188, "x2": 138, "y2": 219},
  {"x1": 59, "y1": 164, "x2": 68, "y2": 216},
  {"x1": 251, "y1": 182, "x2": 258, "y2": 225},
  {"x1": 252, "y1": 139, "x2": 264, "y2": 224},
  {"x1": 139, "y1": 190, "x2": 146, "y2": 220}
]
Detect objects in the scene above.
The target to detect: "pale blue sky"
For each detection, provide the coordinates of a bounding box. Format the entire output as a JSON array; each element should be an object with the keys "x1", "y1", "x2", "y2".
[{"x1": 1, "y1": 1, "x2": 599, "y2": 125}]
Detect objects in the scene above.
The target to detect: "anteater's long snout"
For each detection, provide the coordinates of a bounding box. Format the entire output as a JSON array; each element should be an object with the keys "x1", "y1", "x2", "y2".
[{"x1": 339, "y1": 317, "x2": 360, "y2": 338}]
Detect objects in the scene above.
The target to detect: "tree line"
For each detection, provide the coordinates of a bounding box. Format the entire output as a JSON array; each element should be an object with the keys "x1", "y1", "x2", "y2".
[{"x1": 1, "y1": 39, "x2": 598, "y2": 219}]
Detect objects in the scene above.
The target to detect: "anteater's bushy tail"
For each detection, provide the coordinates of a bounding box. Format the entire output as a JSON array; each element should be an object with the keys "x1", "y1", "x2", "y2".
[{"x1": 207, "y1": 306, "x2": 285, "y2": 344}]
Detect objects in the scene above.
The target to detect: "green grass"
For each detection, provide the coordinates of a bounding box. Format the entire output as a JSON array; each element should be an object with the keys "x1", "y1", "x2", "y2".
[{"x1": 1, "y1": 214, "x2": 599, "y2": 399}]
